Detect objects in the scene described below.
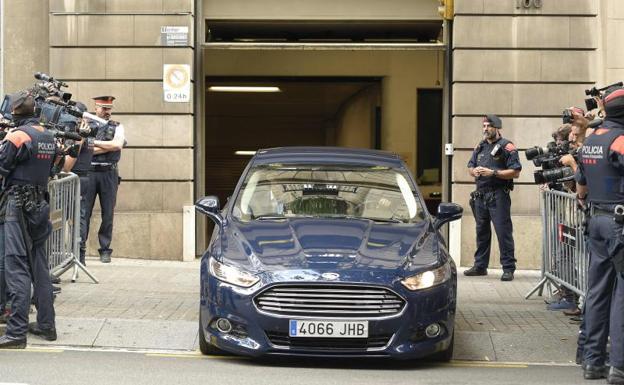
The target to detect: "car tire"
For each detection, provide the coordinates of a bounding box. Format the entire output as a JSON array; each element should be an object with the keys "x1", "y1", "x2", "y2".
[
  {"x1": 198, "y1": 313, "x2": 226, "y2": 355},
  {"x1": 430, "y1": 331, "x2": 454, "y2": 362}
]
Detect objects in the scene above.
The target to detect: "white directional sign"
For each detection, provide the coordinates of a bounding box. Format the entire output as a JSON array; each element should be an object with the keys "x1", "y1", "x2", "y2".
[{"x1": 163, "y1": 64, "x2": 191, "y2": 103}]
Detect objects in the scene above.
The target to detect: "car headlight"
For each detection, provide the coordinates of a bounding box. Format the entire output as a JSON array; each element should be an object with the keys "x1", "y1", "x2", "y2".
[
  {"x1": 209, "y1": 258, "x2": 259, "y2": 288},
  {"x1": 400, "y1": 262, "x2": 452, "y2": 291}
]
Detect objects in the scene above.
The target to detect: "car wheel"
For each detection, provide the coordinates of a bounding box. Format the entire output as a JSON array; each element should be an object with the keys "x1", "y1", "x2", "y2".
[
  {"x1": 430, "y1": 331, "x2": 454, "y2": 362},
  {"x1": 198, "y1": 313, "x2": 226, "y2": 355}
]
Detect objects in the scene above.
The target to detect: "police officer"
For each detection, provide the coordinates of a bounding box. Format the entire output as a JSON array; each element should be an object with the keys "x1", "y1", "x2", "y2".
[
  {"x1": 575, "y1": 86, "x2": 624, "y2": 383},
  {"x1": 464, "y1": 114, "x2": 522, "y2": 281},
  {"x1": 83, "y1": 96, "x2": 125, "y2": 263},
  {"x1": 62, "y1": 102, "x2": 91, "y2": 266},
  {"x1": 0, "y1": 91, "x2": 57, "y2": 348}
]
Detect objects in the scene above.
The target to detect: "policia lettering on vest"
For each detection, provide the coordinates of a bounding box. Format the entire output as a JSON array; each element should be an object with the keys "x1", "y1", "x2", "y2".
[
  {"x1": 575, "y1": 86, "x2": 624, "y2": 383},
  {"x1": 0, "y1": 91, "x2": 58, "y2": 348},
  {"x1": 465, "y1": 114, "x2": 522, "y2": 282}
]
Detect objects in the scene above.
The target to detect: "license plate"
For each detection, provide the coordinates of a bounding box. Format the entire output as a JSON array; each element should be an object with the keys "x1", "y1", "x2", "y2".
[{"x1": 289, "y1": 320, "x2": 368, "y2": 338}]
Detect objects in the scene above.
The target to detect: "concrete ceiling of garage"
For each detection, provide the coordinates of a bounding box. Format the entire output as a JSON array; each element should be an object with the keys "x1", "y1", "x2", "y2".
[{"x1": 205, "y1": 79, "x2": 378, "y2": 120}]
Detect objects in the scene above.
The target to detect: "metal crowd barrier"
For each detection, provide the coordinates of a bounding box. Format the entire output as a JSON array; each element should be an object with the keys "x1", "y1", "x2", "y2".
[
  {"x1": 526, "y1": 190, "x2": 588, "y2": 300},
  {"x1": 46, "y1": 172, "x2": 98, "y2": 283}
]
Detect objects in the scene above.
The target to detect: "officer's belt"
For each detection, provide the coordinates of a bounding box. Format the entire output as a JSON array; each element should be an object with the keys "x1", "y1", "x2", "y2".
[
  {"x1": 476, "y1": 186, "x2": 505, "y2": 194},
  {"x1": 7, "y1": 184, "x2": 47, "y2": 202},
  {"x1": 73, "y1": 170, "x2": 90, "y2": 177},
  {"x1": 91, "y1": 163, "x2": 118, "y2": 172}
]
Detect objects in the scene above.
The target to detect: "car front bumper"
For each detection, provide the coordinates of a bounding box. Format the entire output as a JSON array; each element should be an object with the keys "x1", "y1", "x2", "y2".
[{"x1": 200, "y1": 270, "x2": 457, "y2": 359}]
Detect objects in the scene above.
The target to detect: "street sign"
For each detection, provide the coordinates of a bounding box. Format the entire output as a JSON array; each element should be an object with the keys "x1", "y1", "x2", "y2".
[
  {"x1": 163, "y1": 64, "x2": 191, "y2": 103},
  {"x1": 160, "y1": 26, "x2": 189, "y2": 46}
]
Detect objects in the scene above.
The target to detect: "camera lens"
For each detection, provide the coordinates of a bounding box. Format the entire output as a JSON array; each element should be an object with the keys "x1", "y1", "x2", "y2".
[
  {"x1": 533, "y1": 167, "x2": 573, "y2": 184},
  {"x1": 525, "y1": 146, "x2": 546, "y2": 160}
]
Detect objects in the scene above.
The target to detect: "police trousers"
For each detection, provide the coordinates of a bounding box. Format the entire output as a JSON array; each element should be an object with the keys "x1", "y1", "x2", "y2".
[
  {"x1": 78, "y1": 175, "x2": 90, "y2": 264},
  {"x1": 4, "y1": 196, "x2": 55, "y2": 338},
  {"x1": 84, "y1": 168, "x2": 118, "y2": 255},
  {"x1": 471, "y1": 189, "x2": 517, "y2": 271},
  {"x1": 583, "y1": 214, "x2": 624, "y2": 368},
  {"x1": 0, "y1": 223, "x2": 5, "y2": 310}
]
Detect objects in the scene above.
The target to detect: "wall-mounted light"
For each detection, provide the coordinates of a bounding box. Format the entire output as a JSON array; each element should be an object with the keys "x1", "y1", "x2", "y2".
[
  {"x1": 234, "y1": 150, "x2": 257, "y2": 156},
  {"x1": 208, "y1": 86, "x2": 281, "y2": 93}
]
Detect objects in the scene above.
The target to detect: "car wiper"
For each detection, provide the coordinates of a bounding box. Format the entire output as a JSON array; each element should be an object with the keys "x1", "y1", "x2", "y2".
[
  {"x1": 364, "y1": 217, "x2": 403, "y2": 223},
  {"x1": 254, "y1": 215, "x2": 288, "y2": 221},
  {"x1": 323, "y1": 215, "x2": 403, "y2": 223}
]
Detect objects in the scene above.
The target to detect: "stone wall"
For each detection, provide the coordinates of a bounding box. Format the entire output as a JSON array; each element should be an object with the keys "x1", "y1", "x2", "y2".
[
  {"x1": 48, "y1": 0, "x2": 196, "y2": 260},
  {"x1": 452, "y1": 0, "x2": 598, "y2": 269}
]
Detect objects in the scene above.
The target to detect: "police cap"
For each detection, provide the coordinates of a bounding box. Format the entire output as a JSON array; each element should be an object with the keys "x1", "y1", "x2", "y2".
[
  {"x1": 603, "y1": 86, "x2": 624, "y2": 118},
  {"x1": 483, "y1": 114, "x2": 502, "y2": 129},
  {"x1": 93, "y1": 96, "x2": 115, "y2": 108}
]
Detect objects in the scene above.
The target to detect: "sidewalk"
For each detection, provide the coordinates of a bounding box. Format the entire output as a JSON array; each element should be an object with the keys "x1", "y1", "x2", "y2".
[{"x1": 10, "y1": 259, "x2": 580, "y2": 362}]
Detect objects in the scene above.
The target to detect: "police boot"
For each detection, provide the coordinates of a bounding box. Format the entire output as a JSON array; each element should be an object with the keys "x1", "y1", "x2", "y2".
[
  {"x1": 28, "y1": 322, "x2": 57, "y2": 341},
  {"x1": 0, "y1": 334, "x2": 26, "y2": 349},
  {"x1": 608, "y1": 366, "x2": 624, "y2": 384},
  {"x1": 99, "y1": 251, "x2": 111, "y2": 264},
  {"x1": 584, "y1": 365, "x2": 609, "y2": 380},
  {"x1": 463, "y1": 266, "x2": 487, "y2": 276}
]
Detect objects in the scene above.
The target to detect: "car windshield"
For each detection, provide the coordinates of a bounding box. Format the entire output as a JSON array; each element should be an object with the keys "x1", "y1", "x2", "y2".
[{"x1": 232, "y1": 164, "x2": 425, "y2": 223}]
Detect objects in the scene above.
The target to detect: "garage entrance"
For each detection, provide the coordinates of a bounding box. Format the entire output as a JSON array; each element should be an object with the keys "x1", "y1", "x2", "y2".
[
  {"x1": 204, "y1": 77, "x2": 381, "y2": 204},
  {"x1": 198, "y1": 46, "x2": 446, "y2": 247}
]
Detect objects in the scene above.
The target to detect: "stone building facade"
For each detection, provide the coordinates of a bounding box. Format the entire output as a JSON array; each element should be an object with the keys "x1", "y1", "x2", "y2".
[{"x1": 0, "y1": 0, "x2": 620, "y2": 268}]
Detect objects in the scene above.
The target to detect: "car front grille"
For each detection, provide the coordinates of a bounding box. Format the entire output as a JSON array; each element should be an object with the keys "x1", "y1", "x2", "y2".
[
  {"x1": 266, "y1": 331, "x2": 392, "y2": 350},
  {"x1": 254, "y1": 284, "x2": 405, "y2": 318}
]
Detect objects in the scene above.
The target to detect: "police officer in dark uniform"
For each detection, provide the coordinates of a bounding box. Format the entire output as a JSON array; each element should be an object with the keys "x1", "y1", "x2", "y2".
[
  {"x1": 0, "y1": 91, "x2": 57, "y2": 348},
  {"x1": 464, "y1": 114, "x2": 522, "y2": 281},
  {"x1": 575, "y1": 86, "x2": 624, "y2": 383},
  {"x1": 83, "y1": 96, "x2": 125, "y2": 263},
  {"x1": 62, "y1": 102, "x2": 92, "y2": 266}
]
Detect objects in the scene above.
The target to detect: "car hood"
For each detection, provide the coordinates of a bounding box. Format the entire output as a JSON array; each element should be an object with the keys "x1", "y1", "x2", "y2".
[{"x1": 217, "y1": 218, "x2": 439, "y2": 282}]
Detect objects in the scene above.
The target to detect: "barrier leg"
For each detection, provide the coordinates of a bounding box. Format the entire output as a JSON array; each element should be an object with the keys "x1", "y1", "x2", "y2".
[{"x1": 525, "y1": 276, "x2": 548, "y2": 299}]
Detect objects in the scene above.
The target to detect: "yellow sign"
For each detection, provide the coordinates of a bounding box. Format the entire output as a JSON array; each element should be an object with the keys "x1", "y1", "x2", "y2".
[{"x1": 163, "y1": 64, "x2": 191, "y2": 103}]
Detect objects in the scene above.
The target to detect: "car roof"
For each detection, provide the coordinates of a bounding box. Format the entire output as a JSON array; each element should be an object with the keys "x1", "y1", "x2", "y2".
[{"x1": 252, "y1": 147, "x2": 404, "y2": 168}]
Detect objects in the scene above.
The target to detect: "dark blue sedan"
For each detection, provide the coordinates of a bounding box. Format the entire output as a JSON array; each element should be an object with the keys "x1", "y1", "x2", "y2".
[{"x1": 196, "y1": 147, "x2": 462, "y2": 360}]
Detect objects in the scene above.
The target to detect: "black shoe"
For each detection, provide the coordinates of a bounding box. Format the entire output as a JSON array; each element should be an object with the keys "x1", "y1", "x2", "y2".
[
  {"x1": 0, "y1": 334, "x2": 26, "y2": 349},
  {"x1": 99, "y1": 251, "x2": 111, "y2": 264},
  {"x1": 52, "y1": 285, "x2": 61, "y2": 294},
  {"x1": 464, "y1": 266, "x2": 487, "y2": 276},
  {"x1": 501, "y1": 271, "x2": 514, "y2": 281},
  {"x1": 608, "y1": 366, "x2": 624, "y2": 384},
  {"x1": 584, "y1": 365, "x2": 609, "y2": 380},
  {"x1": 28, "y1": 322, "x2": 57, "y2": 341},
  {"x1": 50, "y1": 275, "x2": 61, "y2": 284}
]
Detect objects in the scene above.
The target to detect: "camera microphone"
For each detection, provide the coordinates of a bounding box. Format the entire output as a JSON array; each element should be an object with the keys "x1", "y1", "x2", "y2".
[{"x1": 34, "y1": 72, "x2": 68, "y2": 88}]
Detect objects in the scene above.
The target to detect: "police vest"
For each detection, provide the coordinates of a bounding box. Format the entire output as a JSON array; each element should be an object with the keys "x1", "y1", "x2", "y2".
[
  {"x1": 6, "y1": 125, "x2": 55, "y2": 188},
  {"x1": 579, "y1": 127, "x2": 624, "y2": 204},
  {"x1": 473, "y1": 138, "x2": 514, "y2": 190},
  {"x1": 92, "y1": 121, "x2": 121, "y2": 164},
  {"x1": 73, "y1": 137, "x2": 94, "y2": 173}
]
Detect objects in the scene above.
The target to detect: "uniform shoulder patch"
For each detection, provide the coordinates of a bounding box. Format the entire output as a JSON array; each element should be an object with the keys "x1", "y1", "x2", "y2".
[
  {"x1": 610, "y1": 135, "x2": 624, "y2": 155},
  {"x1": 6, "y1": 130, "x2": 31, "y2": 148},
  {"x1": 504, "y1": 142, "x2": 517, "y2": 152}
]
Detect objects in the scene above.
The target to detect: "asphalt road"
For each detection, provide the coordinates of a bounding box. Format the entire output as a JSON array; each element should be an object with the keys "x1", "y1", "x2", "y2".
[{"x1": 0, "y1": 348, "x2": 591, "y2": 385}]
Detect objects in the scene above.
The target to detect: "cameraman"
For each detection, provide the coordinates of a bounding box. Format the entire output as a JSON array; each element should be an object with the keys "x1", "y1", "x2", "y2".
[
  {"x1": 62, "y1": 102, "x2": 92, "y2": 266},
  {"x1": 575, "y1": 85, "x2": 624, "y2": 382},
  {"x1": 0, "y1": 91, "x2": 58, "y2": 348}
]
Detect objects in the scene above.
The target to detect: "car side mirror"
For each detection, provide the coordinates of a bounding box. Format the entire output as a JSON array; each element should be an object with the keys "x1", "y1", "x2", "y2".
[
  {"x1": 434, "y1": 202, "x2": 463, "y2": 230},
  {"x1": 195, "y1": 196, "x2": 224, "y2": 228}
]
